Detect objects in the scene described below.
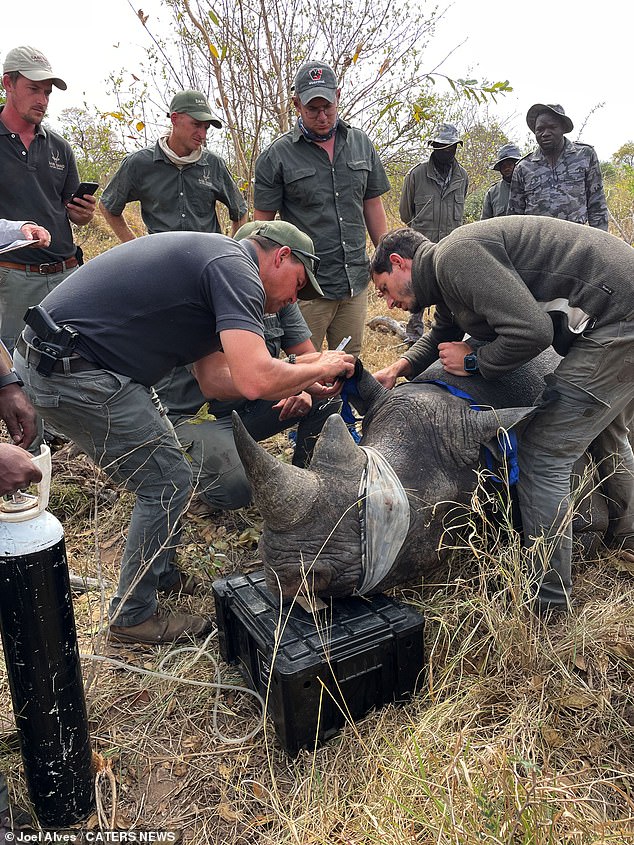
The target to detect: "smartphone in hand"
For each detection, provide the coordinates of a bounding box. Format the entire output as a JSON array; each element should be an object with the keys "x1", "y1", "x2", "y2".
[{"x1": 69, "y1": 182, "x2": 99, "y2": 203}]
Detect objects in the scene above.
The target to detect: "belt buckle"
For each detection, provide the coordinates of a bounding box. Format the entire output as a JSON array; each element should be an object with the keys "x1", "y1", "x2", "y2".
[{"x1": 38, "y1": 262, "x2": 54, "y2": 275}]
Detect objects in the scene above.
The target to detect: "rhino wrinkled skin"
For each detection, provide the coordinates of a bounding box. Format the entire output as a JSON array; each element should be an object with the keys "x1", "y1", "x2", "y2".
[{"x1": 233, "y1": 352, "x2": 607, "y2": 599}]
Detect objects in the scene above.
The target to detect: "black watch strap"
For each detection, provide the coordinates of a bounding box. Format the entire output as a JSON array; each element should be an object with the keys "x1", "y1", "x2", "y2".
[{"x1": 0, "y1": 369, "x2": 24, "y2": 389}]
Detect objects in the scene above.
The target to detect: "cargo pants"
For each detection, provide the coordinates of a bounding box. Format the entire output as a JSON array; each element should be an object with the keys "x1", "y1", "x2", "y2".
[
  {"x1": 517, "y1": 319, "x2": 634, "y2": 608},
  {"x1": 14, "y1": 348, "x2": 192, "y2": 627}
]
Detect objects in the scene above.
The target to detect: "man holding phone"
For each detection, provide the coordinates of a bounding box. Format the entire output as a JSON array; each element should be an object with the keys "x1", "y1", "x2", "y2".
[{"x1": 0, "y1": 45, "x2": 96, "y2": 352}]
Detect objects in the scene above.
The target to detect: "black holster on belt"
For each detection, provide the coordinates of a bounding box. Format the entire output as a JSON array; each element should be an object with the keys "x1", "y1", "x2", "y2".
[{"x1": 23, "y1": 306, "x2": 79, "y2": 376}]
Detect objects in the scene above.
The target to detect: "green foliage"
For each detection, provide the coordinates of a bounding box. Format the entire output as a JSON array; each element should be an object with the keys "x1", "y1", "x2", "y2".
[{"x1": 58, "y1": 107, "x2": 126, "y2": 183}]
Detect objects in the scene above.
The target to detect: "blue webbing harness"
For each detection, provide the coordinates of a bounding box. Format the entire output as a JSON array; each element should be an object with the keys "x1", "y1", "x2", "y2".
[{"x1": 340, "y1": 375, "x2": 519, "y2": 485}]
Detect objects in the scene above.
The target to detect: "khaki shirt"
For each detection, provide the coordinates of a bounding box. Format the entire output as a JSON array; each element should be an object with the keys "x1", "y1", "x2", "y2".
[
  {"x1": 254, "y1": 120, "x2": 390, "y2": 299},
  {"x1": 399, "y1": 158, "x2": 468, "y2": 242}
]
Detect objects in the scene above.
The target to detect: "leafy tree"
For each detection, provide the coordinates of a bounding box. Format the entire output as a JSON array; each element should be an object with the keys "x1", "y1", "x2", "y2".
[
  {"x1": 604, "y1": 142, "x2": 634, "y2": 244},
  {"x1": 108, "y1": 0, "x2": 511, "y2": 206},
  {"x1": 58, "y1": 107, "x2": 126, "y2": 183}
]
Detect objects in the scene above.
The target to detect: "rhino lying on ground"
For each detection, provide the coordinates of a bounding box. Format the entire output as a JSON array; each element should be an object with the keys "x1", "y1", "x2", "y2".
[{"x1": 232, "y1": 353, "x2": 607, "y2": 599}]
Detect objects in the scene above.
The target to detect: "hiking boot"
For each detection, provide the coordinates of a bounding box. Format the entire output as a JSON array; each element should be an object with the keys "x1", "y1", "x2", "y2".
[
  {"x1": 610, "y1": 535, "x2": 634, "y2": 563},
  {"x1": 108, "y1": 611, "x2": 213, "y2": 645},
  {"x1": 160, "y1": 570, "x2": 206, "y2": 597}
]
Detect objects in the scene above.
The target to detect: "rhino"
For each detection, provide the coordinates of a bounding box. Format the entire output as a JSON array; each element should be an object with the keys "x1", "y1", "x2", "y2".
[{"x1": 232, "y1": 353, "x2": 608, "y2": 599}]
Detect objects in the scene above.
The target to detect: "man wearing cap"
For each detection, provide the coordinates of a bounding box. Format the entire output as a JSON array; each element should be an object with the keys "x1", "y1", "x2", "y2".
[
  {"x1": 399, "y1": 123, "x2": 469, "y2": 242},
  {"x1": 481, "y1": 143, "x2": 522, "y2": 219},
  {"x1": 507, "y1": 104, "x2": 608, "y2": 229},
  {"x1": 254, "y1": 60, "x2": 390, "y2": 359},
  {"x1": 0, "y1": 45, "x2": 96, "y2": 353},
  {"x1": 14, "y1": 221, "x2": 354, "y2": 645},
  {"x1": 100, "y1": 89, "x2": 247, "y2": 242}
]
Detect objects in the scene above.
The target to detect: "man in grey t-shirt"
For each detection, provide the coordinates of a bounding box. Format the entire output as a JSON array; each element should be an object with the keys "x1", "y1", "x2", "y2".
[{"x1": 14, "y1": 222, "x2": 354, "y2": 645}]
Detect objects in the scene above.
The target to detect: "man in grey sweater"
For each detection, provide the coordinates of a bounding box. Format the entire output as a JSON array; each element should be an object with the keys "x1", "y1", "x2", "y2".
[{"x1": 370, "y1": 216, "x2": 634, "y2": 612}]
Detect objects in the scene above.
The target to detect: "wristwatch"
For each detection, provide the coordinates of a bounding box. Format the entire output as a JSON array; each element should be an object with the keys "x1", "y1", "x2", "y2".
[
  {"x1": 286, "y1": 354, "x2": 297, "y2": 364},
  {"x1": 463, "y1": 353, "x2": 479, "y2": 373},
  {"x1": 0, "y1": 369, "x2": 24, "y2": 389}
]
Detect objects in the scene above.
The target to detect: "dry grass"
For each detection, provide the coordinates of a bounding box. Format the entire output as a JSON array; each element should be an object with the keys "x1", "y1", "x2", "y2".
[{"x1": 1, "y1": 229, "x2": 634, "y2": 842}]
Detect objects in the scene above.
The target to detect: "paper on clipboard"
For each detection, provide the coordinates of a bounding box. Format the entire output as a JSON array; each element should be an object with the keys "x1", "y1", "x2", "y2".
[{"x1": 0, "y1": 238, "x2": 34, "y2": 256}]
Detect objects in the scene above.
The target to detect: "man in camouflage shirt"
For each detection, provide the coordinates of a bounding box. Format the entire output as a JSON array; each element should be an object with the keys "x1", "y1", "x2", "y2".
[{"x1": 507, "y1": 104, "x2": 608, "y2": 230}]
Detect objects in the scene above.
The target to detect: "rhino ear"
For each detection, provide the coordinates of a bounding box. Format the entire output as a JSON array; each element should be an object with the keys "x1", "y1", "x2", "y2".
[
  {"x1": 344, "y1": 358, "x2": 390, "y2": 417},
  {"x1": 310, "y1": 412, "x2": 366, "y2": 475},
  {"x1": 468, "y1": 406, "x2": 536, "y2": 456}
]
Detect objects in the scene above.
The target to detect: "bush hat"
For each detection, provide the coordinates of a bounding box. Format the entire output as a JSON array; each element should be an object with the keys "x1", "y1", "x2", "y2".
[
  {"x1": 293, "y1": 61, "x2": 338, "y2": 105},
  {"x1": 234, "y1": 221, "x2": 324, "y2": 300},
  {"x1": 526, "y1": 103, "x2": 573, "y2": 134},
  {"x1": 3, "y1": 45, "x2": 66, "y2": 90},
  {"x1": 428, "y1": 122, "x2": 463, "y2": 148},
  {"x1": 169, "y1": 90, "x2": 222, "y2": 129},
  {"x1": 491, "y1": 143, "x2": 522, "y2": 171}
]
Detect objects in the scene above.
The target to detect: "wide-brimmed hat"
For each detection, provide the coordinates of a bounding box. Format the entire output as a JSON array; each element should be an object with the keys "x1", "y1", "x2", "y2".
[
  {"x1": 526, "y1": 103, "x2": 573, "y2": 134},
  {"x1": 428, "y1": 122, "x2": 463, "y2": 148},
  {"x1": 491, "y1": 143, "x2": 522, "y2": 170},
  {"x1": 169, "y1": 90, "x2": 222, "y2": 128},
  {"x1": 293, "y1": 61, "x2": 338, "y2": 105},
  {"x1": 3, "y1": 45, "x2": 66, "y2": 90},
  {"x1": 234, "y1": 221, "x2": 324, "y2": 301}
]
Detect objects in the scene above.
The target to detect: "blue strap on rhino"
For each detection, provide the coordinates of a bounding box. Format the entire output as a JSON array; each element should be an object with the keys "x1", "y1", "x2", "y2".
[
  {"x1": 421, "y1": 379, "x2": 520, "y2": 486},
  {"x1": 340, "y1": 378, "x2": 362, "y2": 444}
]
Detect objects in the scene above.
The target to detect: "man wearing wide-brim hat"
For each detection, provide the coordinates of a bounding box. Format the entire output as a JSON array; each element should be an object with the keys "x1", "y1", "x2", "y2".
[
  {"x1": 481, "y1": 142, "x2": 522, "y2": 219},
  {"x1": 507, "y1": 103, "x2": 608, "y2": 229},
  {"x1": 100, "y1": 89, "x2": 247, "y2": 242}
]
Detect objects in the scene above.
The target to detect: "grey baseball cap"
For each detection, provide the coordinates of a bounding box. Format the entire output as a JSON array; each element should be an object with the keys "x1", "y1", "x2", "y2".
[
  {"x1": 169, "y1": 90, "x2": 222, "y2": 128},
  {"x1": 428, "y1": 122, "x2": 463, "y2": 147},
  {"x1": 235, "y1": 221, "x2": 324, "y2": 301},
  {"x1": 293, "y1": 61, "x2": 338, "y2": 105},
  {"x1": 3, "y1": 46, "x2": 67, "y2": 90},
  {"x1": 491, "y1": 143, "x2": 522, "y2": 170},
  {"x1": 526, "y1": 103, "x2": 573, "y2": 134}
]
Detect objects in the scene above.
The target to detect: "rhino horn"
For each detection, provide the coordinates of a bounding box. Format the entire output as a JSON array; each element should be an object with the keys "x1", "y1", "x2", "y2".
[
  {"x1": 232, "y1": 411, "x2": 319, "y2": 529},
  {"x1": 309, "y1": 412, "x2": 367, "y2": 476}
]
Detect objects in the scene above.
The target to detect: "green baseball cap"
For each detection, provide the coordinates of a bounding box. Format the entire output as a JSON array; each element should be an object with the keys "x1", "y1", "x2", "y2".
[
  {"x1": 3, "y1": 45, "x2": 67, "y2": 90},
  {"x1": 168, "y1": 90, "x2": 222, "y2": 128},
  {"x1": 235, "y1": 221, "x2": 324, "y2": 301}
]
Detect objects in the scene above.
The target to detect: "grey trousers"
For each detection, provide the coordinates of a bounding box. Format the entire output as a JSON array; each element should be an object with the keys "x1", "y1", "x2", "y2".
[
  {"x1": 517, "y1": 320, "x2": 634, "y2": 607},
  {"x1": 172, "y1": 395, "x2": 341, "y2": 510},
  {"x1": 14, "y1": 349, "x2": 193, "y2": 627},
  {"x1": 0, "y1": 264, "x2": 76, "y2": 353}
]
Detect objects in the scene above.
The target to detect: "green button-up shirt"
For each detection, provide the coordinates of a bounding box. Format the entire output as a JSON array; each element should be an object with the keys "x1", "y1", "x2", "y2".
[
  {"x1": 254, "y1": 120, "x2": 390, "y2": 299},
  {"x1": 101, "y1": 141, "x2": 247, "y2": 234}
]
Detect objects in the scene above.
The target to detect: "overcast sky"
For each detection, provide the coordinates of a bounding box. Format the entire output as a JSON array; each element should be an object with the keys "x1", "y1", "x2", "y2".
[{"x1": 3, "y1": 0, "x2": 633, "y2": 161}]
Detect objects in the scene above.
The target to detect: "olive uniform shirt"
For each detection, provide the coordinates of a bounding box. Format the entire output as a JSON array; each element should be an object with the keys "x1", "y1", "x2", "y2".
[
  {"x1": 481, "y1": 179, "x2": 511, "y2": 219},
  {"x1": 507, "y1": 138, "x2": 608, "y2": 230},
  {"x1": 399, "y1": 157, "x2": 469, "y2": 242},
  {"x1": 254, "y1": 120, "x2": 390, "y2": 300},
  {"x1": 100, "y1": 142, "x2": 247, "y2": 234}
]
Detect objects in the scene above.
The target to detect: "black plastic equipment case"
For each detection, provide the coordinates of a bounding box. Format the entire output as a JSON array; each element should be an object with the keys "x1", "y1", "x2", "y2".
[{"x1": 213, "y1": 570, "x2": 425, "y2": 756}]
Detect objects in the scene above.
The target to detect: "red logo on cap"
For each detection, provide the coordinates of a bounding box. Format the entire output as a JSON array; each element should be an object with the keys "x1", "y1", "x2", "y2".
[{"x1": 309, "y1": 69, "x2": 323, "y2": 81}]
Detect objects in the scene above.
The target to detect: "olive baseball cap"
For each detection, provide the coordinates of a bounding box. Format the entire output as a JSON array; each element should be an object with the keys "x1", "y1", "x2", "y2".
[
  {"x1": 293, "y1": 61, "x2": 338, "y2": 105},
  {"x1": 169, "y1": 90, "x2": 222, "y2": 128},
  {"x1": 235, "y1": 221, "x2": 324, "y2": 300},
  {"x1": 3, "y1": 45, "x2": 67, "y2": 90}
]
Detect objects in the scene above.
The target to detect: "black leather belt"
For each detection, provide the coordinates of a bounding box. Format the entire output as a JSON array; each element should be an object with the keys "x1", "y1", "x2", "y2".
[
  {"x1": 0, "y1": 256, "x2": 78, "y2": 275},
  {"x1": 16, "y1": 335, "x2": 96, "y2": 374}
]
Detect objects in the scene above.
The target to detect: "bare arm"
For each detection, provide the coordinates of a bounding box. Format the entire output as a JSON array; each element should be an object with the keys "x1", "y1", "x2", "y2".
[
  {"x1": 253, "y1": 209, "x2": 276, "y2": 221},
  {"x1": 363, "y1": 196, "x2": 388, "y2": 246},
  {"x1": 99, "y1": 201, "x2": 137, "y2": 242},
  {"x1": 230, "y1": 213, "x2": 249, "y2": 236},
  {"x1": 197, "y1": 330, "x2": 353, "y2": 402}
]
